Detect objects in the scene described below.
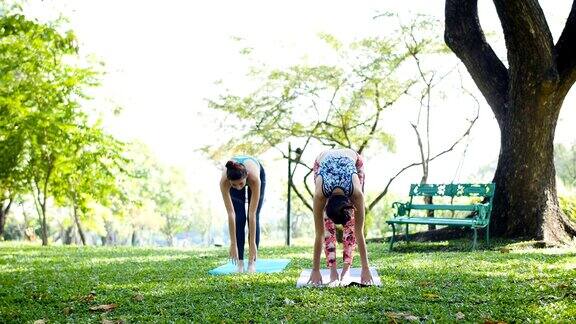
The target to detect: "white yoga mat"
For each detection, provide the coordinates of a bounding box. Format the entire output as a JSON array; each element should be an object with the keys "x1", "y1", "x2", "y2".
[{"x1": 296, "y1": 267, "x2": 382, "y2": 287}]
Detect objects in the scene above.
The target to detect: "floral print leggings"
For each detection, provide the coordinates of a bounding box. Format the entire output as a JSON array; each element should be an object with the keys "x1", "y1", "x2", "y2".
[{"x1": 314, "y1": 153, "x2": 365, "y2": 268}]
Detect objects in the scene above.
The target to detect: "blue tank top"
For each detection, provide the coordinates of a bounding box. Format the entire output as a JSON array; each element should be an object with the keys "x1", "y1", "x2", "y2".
[
  {"x1": 232, "y1": 155, "x2": 260, "y2": 168},
  {"x1": 317, "y1": 154, "x2": 357, "y2": 197}
]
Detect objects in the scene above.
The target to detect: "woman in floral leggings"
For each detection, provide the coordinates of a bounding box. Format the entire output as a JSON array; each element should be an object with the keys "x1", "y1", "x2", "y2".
[{"x1": 307, "y1": 148, "x2": 373, "y2": 285}]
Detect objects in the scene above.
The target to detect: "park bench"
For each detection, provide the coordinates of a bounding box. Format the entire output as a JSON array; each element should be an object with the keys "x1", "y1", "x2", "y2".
[{"x1": 386, "y1": 183, "x2": 495, "y2": 250}]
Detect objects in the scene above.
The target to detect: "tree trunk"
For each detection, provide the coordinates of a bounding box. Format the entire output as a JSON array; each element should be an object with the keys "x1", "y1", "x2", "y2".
[
  {"x1": 63, "y1": 226, "x2": 74, "y2": 245},
  {"x1": 32, "y1": 169, "x2": 53, "y2": 246},
  {"x1": 40, "y1": 202, "x2": 48, "y2": 246},
  {"x1": 490, "y1": 99, "x2": 576, "y2": 242},
  {"x1": 131, "y1": 230, "x2": 138, "y2": 246},
  {"x1": 72, "y1": 204, "x2": 86, "y2": 246},
  {"x1": 425, "y1": 196, "x2": 435, "y2": 230},
  {"x1": 103, "y1": 220, "x2": 115, "y2": 246},
  {"x1": 0, "y1": 199, "x2": 12, "y2": 238},
  {"x1": 23, "y1": 228, "x2": 35, "y2": 241},
  {"x1": 421, "y1": 167, "x2": 435, "y2": 231},
  {"x1": 444, "y1": 0, "x2": 576, "y2": 244},
  {"x1": 0, "y1": 210, "x2": 5, "y2": 239}
]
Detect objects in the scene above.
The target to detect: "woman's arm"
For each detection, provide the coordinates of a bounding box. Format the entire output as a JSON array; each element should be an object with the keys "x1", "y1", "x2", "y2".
[
  {"x1": 308, "y1": 176, "x2": 326, "y2": 285},
  {"x1": 220, "y1": 172, "x2": 237, "y2": 261},
  {"x1": 351, "y1": 174, "x2": 373, "y2": 285}
]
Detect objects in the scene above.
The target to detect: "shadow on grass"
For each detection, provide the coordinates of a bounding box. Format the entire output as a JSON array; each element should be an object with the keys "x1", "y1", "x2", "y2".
[
  {"x1": 118, "y1": 256, "x2": 576, "y2": 323},
  {"x1": 0, "y1": 244, "x2": 575, "y2": 323},
  {"x1": 372, "y1": 235, "x2": 563, "y2": 254}
]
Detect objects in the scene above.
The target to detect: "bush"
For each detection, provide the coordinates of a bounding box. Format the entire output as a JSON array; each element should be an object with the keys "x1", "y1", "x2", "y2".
[{"x1": 559, "y1": 195, "x2": 576, "y2": 222}]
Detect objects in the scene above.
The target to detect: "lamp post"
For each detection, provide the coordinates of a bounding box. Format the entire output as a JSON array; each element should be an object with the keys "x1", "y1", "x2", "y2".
[
  {"x1": 287, "y1": 143, "x2": 292, "y2": 246},
  {"x1": 286, "y1": 143, "x2": 302, "y2": 246}
]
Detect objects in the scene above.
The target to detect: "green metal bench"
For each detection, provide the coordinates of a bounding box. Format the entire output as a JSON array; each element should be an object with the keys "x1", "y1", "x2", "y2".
[{"x1": 387, "y1": 183, "x2": 495, "y2": 250}]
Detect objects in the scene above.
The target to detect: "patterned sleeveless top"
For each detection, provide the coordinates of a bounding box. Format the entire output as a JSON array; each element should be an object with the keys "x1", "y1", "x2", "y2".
[{"x1": 317, "y1": 153, "x2": 357, "y2": 197}]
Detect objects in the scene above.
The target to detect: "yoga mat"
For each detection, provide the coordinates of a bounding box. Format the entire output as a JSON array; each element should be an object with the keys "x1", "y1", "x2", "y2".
[
  {"x1": 296, "y1": 267, "x2": 382, "y2": 287},
  {"x1": 209, "y1": 259, "x2": 291, "y2": 275}
]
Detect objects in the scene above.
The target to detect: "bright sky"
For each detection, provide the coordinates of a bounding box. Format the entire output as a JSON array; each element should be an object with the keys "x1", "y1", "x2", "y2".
[{"x1": 22, "y1": 0, "x2": 576, "y2": 236}]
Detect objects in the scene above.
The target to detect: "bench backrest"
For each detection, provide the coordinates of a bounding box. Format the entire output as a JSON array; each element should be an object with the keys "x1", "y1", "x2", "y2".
[
  {"x1": 406, "y1": 183, "x2": 496, "y2": 221},
  {"x1": 408, "y1": 183, "x2": 495, "y2": 198}
]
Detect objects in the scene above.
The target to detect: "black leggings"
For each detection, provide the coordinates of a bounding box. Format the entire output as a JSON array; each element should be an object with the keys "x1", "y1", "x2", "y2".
[{"x1": 229, "y1": 166, "x2": 266, "y2": 260}]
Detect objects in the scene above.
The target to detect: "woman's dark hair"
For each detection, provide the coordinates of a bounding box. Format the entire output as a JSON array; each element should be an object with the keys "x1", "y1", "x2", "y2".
[
  {"x1": 325, "y1": 195, "x2": 355, "y2": 225},
  {"x1": 225, "y1": 160, "x2": 247, "y2": 180}
]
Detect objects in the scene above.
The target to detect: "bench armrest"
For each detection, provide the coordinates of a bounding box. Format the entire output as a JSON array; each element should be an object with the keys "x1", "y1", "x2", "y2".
[
  {"x1": 473, "y1": 203, "x2": 492, "y2": 222},
  {"x1": 392, "y1": 202, "x2": 410, "y2": 216}
]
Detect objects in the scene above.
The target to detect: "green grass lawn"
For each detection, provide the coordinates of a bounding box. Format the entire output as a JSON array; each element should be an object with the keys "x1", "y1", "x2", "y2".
[{"x1": 1, "y1": 240, "x2": 575, "y2": 323}]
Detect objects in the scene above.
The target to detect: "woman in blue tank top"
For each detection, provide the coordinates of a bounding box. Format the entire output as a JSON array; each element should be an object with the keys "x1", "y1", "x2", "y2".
[{"x1": 219, "y1": 155, "x2": 266, "y2": 273}]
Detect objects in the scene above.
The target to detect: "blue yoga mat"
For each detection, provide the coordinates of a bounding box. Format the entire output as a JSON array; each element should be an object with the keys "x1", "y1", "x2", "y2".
[{"x1": 208, "y1": 259, "x2": 291, "y2": 275}]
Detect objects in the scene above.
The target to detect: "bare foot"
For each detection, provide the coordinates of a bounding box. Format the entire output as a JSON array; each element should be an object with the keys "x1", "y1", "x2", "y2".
[
  {"x1": 236, "y1": 260, "x2": 244, "y2": 273},
  {"x1": 247, "y1": 261, "x2": 256, "y2": 273}
]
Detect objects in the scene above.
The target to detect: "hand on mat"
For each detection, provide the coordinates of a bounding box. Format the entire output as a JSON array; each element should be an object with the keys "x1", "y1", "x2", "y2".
[
  {"x1": 340, "y1": 265, "x2": 351, "y2": 281},
  {"x1": 307, "y1": 269, "x2": 323, "y2": 286},
  {"x1": 360, "y1": 267, "x2": 374, "y2": 286},
  {"x1": 329, "y1": 267, "x2": 339, "y2": 283},
  {"x1": 229, "y1": 244, "x2": 239, "y2": 264}
]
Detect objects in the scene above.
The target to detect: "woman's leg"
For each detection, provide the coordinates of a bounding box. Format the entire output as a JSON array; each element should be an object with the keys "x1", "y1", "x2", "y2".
[
  {"x1": 323, "y1": 216, "x2": 339, "y2": 282},
  {"x1": 230, "y1": 187, "x2": 247, "y2": 261},
  {"x1": 341, "y1": 153, "x2": 365, "y2": 279},
  {"x1": 247, "y1": 165, "x2": 266, "y2": 249},
  {"x1": 341, "y1": 216, "x2": 357, "y2": 278}
]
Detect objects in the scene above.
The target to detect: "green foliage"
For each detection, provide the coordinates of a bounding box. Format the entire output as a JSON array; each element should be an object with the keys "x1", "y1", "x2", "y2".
[
  {"x1": 0, "y1": 9, "x2": 127, "y2": 244},
  {"x1": 53, "y1": 126, "x2": 126, "y2": 204},
  {"x1": 555, "y1": 143, "x2": 576, "y2": 188},
  {"x1": 206, "y1": 32, "x2": 413, "y2": 160},
  {"x1": 559, "y1": 196, "x2": 576, "y2": 223},
  {"x1": 207, "y1": 16, "x2": 451, "y2": 220},
  {"x1": 0, "y1": 242, "x2": 575, "y2": 322},
  {"x1": 106, "y1": 143, "x2": 190, "y2": 246},
  {"x1": 152, "y1": 167, "x2": 188, "y2": 245},
  {"x1": 285, "y1": 184, "x2": 316, "y2": 240},
  {"x1": 365, "y1": 192, "x2": 399, "y2": 238}
]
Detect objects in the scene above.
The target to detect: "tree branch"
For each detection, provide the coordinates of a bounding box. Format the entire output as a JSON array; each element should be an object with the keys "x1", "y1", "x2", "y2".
[
  {"x1": 492, "y1": 0, "x2": 556, "y2": 82},
  {"x1": 358, "y1": 82, "x2": 382, "y2": 155},
  {"x1": 290, "y1": 181, "x2": 313, "y2": 212},
  {"x1": 368, "y1": 161, "x2": 420, "y2": 212},
  {"x1": 302, "y1": 169, "x2": 315, "y2": 199},
  {"x1": 556, "y1": 1, "x2": 576, "y2": 95},
  {"x1": 410, "y1": 123, "x2": 428, "y2": 182},
  {"x1": 5, "y1": 197, "x2": 13, "y2": 216},
  {"x1": 30, "y1": 179, "x2": 44, "y2": 225},
  {"x1": 285, "y1": 156, "x2": 312, "y2": 172},
  {"x1": 368, "y1": 109, "x2": 479, "y2": 211},
  {"x1": 444, "y1": 0, "x2": 509, "y2": 117},
  {"x1": 431, "y1": 109, "x2": 479, "y2": 160}
]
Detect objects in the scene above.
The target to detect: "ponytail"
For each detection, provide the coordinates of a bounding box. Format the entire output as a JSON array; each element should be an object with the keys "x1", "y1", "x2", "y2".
[{"x1": 225, "y1": 160, "x2": 247, "y2": 180}]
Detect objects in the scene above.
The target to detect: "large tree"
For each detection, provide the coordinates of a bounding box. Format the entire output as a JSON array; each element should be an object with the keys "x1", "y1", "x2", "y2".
[
  {"x1": 51, "y1": 126, "x2": 126, "y2": 245},
  {"x1": 444, "y1": 0, "x2": 576, "y2": 243},
  {"x1": 0, "y1": 11, "x2": 84, "y2": 243},
  {"x1": 1, "y1": 9, "x2": 125, "y2": 245}
]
